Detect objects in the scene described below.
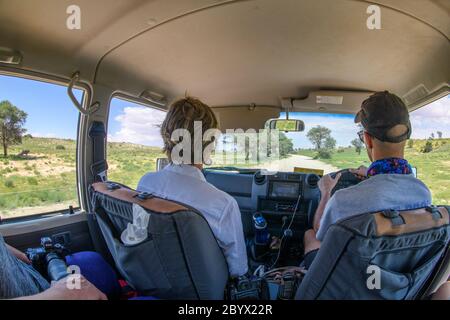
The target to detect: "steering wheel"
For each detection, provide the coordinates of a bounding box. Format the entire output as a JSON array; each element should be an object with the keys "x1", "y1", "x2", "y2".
[
  {"x1": 308, "y1": 169, "x2": 366, "y2": 228},
  {"x1": 329, "y1": 169, "x2": 365, "y2": 196}
]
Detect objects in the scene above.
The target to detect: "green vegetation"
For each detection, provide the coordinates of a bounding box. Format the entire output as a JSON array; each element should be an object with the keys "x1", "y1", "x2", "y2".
[
  {"x1": 0, "y1": 137, "x2": 78, "y2": 216},
  {"x1": 0, "y1": 100, "x2": 28, "y2": 157},
  {"x1": 107, "y1": 142, "x2": 164, "y2": 187},
  {"x1": 306, "y1": 126, "x2": 336, "y2": 159},
  {"x1": 297, "y1": 138, "x2": 450, "y2": 205},
  {"x1": 0, "y1": 137, "x2": 166, "y2": 217}
]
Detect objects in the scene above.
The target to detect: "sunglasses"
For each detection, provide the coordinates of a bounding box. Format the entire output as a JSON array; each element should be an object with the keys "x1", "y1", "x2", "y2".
[{"x1": 358, "y1": 130, "x2": 365, "y2": 143}]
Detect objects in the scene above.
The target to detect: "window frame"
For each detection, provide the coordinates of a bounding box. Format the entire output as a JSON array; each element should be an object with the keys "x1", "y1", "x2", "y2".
[{"x1": 0, "y1": 67, "x2": 91, "y2": 223}]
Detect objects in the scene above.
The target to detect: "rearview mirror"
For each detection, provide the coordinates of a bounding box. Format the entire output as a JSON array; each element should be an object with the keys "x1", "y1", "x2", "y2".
[{"x1": 268, "y1": 119, "x2": 305, "y2": 132}]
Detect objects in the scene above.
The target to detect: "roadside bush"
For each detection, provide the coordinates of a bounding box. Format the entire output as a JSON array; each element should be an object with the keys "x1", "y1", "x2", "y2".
[
  {"x1": 315, "y1": 149, "x2": 332, "y2": 159},
  {"x1": 27, "y1": 177, "x2": 39, "y2": 185},
  {"x1": 422, "y1": 140, "x2": 433, "y2": 153},
  {"x1": 56, "y1": 145, "x2": 66, "y2": 150},
  {"x1": 4, "y1": 179, "x2": 15, "y2": 188},
  {"x1": 407, "y1": 140, "x2": 414, "y2": 148},
  {"x1": 337, "y1": 147, "x2": 345, "y2": 153}
]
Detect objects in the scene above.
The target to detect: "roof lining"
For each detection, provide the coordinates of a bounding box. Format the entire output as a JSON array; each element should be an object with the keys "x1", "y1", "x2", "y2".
[
  {"x1": 92, "y1": 0, "x2": 450, "y2": 86},
  {"x1": 92, "y1": 0, "x2": 252, "y2": 83}
]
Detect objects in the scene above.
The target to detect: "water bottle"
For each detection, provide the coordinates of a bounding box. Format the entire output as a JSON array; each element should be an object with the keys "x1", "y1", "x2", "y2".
[{"x1": 253, "y1": 213, "x2": 270, "y2": 245}]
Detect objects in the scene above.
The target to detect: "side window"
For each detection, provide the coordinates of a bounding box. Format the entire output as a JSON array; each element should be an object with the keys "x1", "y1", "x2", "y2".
[
  {"x1": 0, "y1": 74, "x2": 83, "y2": 220},
  {"x1": 408, "y1": 95, "x2": 450, "y2": 205},
  {"x1": 107, "y1": 97, "x2": 166, "y2": 188}
]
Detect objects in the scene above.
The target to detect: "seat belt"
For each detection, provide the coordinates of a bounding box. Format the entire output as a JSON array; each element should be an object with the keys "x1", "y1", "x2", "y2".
[{"x1": 89, "y1": 121, "x2": 108, "y2": 182}]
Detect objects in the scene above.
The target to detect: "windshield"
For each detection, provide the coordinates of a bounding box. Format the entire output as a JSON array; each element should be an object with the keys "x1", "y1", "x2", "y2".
[{"x1": 207, "y1": 95, "x2": 450, "y2": 205}]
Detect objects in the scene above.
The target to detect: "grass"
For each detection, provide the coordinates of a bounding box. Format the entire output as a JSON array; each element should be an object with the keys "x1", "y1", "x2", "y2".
[{"x1": 297, "y1": 138, "x2": 450, "y2": 205}]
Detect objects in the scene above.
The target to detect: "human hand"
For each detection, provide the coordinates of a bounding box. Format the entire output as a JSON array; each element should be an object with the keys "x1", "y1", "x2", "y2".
[
  {"x1": 349, "y1": 165, "x2": 368, "y2": 179},
  {"x1": 318, "y1": 172, "x2": 342, "y2": 197}
]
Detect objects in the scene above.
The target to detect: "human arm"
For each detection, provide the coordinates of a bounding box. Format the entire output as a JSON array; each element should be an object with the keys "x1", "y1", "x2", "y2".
[
  {"x1": 13, "y1": 276, "x2": 107, "y2": 300},
  {"x1": 5, "y1": 243, "x2": 31, "y2": 264},
  {"x1": 313, "y1": 173, "x2": 342, "y2": 233},
  {"x1": 216, "y1": 199, "x2": 248, "y2": 277}
]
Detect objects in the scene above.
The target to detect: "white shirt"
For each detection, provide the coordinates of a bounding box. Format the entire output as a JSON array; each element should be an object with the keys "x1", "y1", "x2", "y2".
[{"x1": 137, "y1": 164, "x2": 248, "y2": 277}]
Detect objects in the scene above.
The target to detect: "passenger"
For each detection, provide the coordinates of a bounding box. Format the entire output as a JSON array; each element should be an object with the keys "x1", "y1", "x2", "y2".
[
  {"x1": 303, "y1": 91, "x2": 432, "y2": 268},
  {"x1": 137, "y1": 97, "x2": 248, "y2": 277},
  {"x1": 0, "y1": 233, "x2": 108, "y2": 300}
]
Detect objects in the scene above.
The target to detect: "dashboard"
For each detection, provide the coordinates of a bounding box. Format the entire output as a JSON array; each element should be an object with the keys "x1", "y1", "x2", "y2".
[{"x1": 203, "y1": 169, "x2": 322, "y2": 267}]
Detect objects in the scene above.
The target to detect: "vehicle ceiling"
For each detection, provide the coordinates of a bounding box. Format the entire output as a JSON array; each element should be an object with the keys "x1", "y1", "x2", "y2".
[{"x1": 0, "y1": 0, "x2": 449, "y2": 116}]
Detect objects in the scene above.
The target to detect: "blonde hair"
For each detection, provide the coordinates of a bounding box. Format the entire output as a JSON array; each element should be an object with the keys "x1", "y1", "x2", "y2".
[{"x1": 161, "y1": 96, "x2": 218, "y2": 163}]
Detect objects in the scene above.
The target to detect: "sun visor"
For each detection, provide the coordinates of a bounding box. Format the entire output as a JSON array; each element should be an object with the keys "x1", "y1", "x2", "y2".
[
  {"x1": 282, "y1": 90, "x2": 374, "y2": 114},
  {"x1": 212, "y1": 106, "x2": 280, "y2": 132}
]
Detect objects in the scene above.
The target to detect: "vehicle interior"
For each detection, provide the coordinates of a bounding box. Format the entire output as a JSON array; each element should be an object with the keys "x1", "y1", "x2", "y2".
[{"x1": 0, "y1": 0, "x2": 449, "y2": 300}]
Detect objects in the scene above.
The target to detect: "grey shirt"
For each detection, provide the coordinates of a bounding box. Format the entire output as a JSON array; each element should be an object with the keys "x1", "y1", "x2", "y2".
[
  {"x1": 317, "y1": 174, "x2": 432, "y2": 241},
  {"x1": 0, "y1": 234, "x2": 49, "y2": 299}
]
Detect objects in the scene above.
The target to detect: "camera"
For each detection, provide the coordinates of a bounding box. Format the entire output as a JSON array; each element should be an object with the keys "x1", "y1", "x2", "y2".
[
  {"x1": 227, "y1": 275, "x2": 269, "y2": 300},
  {"x1": 26, "y1": 237, "x2": 69, "y2": 281}
]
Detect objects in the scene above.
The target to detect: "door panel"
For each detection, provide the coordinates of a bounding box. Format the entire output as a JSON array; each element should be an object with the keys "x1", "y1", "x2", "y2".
[{"x1": 1, "y1": 213, "x2": 93, "y2": 253}]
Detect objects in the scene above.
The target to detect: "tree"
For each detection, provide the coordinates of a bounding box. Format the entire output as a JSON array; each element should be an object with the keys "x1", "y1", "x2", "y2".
[
  {"x1": 351, "y1": 138, "x2": 364, "y2": 154},
  {"x1": 430, "y1": 133, "x2": 435, "y2": 139},
  {"x1": 407, "y1": 139, "x2": 414, "y2": 149},
  {"x1": 0, "y1": 101, "x2": 27, "y2": 157},
  {"x1": 279, "y1": 132, "x2": 294, "y2": 157},
  {"x1": 325, "y1": 137, "x2": 336, "y2": 150},
  {"x1": 437, "y1": 131, "x2": 443, "y2": 139},
  {"x1": 307, "y1": 126, "x2": 332, "y2": 150}
]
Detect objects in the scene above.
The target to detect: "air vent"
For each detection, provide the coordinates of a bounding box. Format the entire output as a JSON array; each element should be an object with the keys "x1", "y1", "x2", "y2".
[
  {"x1": 254, "y1": 171, "x2": 266, "y2": 185},
  {"x1": 403, "y1": 85, "x2": 429, "y2": 105},
  {"x1": 306, "y1": 174, "x2": 320, "y2": 188}
]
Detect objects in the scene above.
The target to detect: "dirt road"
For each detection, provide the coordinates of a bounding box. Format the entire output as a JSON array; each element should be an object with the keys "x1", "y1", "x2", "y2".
[{"x1": 254, "y1": 154, "x2": 339, "y2": 174}]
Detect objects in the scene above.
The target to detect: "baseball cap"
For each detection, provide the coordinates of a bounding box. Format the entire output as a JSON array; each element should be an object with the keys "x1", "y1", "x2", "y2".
[{"x1": 354, "y1": 91, "x2": 412, "y2": 143}]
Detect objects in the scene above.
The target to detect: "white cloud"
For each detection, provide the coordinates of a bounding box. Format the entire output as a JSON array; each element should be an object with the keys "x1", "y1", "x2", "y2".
[
  {"x1": 409, "y1": 96, "x2": 450, "y2": 139},
  {"x1": 108, "y1": 106, "x2": 166, "y2": 147}
]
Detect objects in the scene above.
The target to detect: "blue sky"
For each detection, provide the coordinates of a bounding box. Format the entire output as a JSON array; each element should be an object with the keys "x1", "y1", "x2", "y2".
[
  {"x1": 0, "y1": 75, "x2": 83, "y2": 139},
  {"x1": 1, "y1": 74, "x2": 449, "y2": 148}
]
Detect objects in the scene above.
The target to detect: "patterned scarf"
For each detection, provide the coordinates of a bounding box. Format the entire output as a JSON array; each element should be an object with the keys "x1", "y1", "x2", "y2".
[{"x1": 367, "y1": 157, "x2": 413, "y2": 177}]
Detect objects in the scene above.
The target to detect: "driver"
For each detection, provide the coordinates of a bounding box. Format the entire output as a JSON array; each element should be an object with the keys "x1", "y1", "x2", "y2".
[
  {"x1": 302, "y1": 91, "x2": 432, "y2": 268},
  {"x1": 137, "y1": 96, "x2": 248, "y2": 277}
]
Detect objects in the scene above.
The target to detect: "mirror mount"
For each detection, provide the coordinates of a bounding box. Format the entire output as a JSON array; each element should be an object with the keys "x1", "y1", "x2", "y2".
[{"x1": 285, "y1": 98, "x2": 293, "y2": 120}]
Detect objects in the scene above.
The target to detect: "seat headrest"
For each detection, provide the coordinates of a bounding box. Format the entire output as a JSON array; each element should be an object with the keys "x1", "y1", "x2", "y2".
[
  {"x1": 374, "y1": 207, "x2": 449, "y2": 236},
  {"x1": 91, "y1": 182, "x2": 189, "y2": 214}
]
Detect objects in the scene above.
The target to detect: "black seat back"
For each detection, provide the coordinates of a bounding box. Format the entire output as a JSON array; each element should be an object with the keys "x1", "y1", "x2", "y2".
[
  {"x1": 296, "y1": 206, "x2": 450, "y2": 300},
  {"x1": 90, "y1": 182, "x2": 229, "y2": 299}
]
